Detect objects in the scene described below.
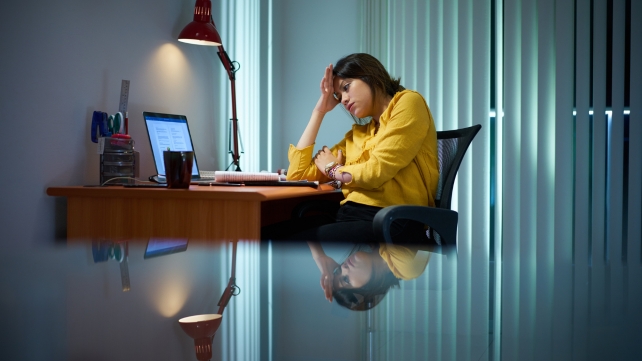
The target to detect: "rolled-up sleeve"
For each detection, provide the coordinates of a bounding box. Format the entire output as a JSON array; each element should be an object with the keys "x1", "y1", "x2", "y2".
[
  {"x1": 286, "y1": 131, "x2": 350, "y2": 182},
  {"x1": 286, "y1": 144, "x2": 321, "y2": 181}
]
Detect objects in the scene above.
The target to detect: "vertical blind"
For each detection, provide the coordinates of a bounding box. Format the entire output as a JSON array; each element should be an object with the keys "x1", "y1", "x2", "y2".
[
  {"x1": 572, "y1": 2, "x2": 641, "y2": 359},
  {"x1": 216, "y1": 0, "x2": 264, "y2": 172},
  {"x1": 360, "y1": 0, "x2": 640, "y2": 359},
  {"x1": 218, "y1": 241, "x2": 262, "y2": 361},
  {"x1": 361, "y1": 0, "x2": 491, "y2": 359}
]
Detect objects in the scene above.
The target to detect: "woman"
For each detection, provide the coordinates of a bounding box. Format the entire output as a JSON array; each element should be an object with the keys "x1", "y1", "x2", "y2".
[
  {"x1": 308, "y1": 241, "x2": 432, "y2": 310},
  {"x1": 284, "y1": 53, "x2": 440, "y2": 243}
]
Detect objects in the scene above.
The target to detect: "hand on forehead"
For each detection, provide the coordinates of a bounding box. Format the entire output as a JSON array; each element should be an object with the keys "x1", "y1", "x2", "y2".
[{"x1": 332, "y1": 76, "x2": 346, "y2": 101}]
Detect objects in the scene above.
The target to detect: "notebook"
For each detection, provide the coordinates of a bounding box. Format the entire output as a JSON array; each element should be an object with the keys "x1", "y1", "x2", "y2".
[{"x1": 143, "y1": 112, "x2": 216, "y2": 183}]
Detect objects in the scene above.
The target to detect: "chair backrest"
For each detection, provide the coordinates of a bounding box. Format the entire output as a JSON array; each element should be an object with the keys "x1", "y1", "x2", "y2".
[{"x1": 434, "y1": 124, "x2": 482, "y2": 209}]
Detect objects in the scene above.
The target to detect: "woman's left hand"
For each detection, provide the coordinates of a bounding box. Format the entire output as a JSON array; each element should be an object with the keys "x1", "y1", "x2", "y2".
[
  {"x1": 308, "y1": 242, "x2": 339, "y2": 302},
  {"x1": 314, "y1": 146, "x2": 344, "y2": 176},
  {"x1": 314, "y1": 254, "x2": 340, "y2": 302}
]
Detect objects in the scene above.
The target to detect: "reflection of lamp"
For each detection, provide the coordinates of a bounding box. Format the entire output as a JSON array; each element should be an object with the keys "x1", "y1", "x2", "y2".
[
  {"x1": 179, "y1": 241, "x2": 238, "y2": 361},
  {"x1": 178, "y1": 314, "x2": 222, "y2": 361},
  {"x1": 178, "y1": 0, "x2": 242, "y2": 171}
]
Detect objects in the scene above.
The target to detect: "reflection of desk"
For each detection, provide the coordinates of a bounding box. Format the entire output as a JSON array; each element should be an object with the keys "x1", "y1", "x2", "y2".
[{"x1": 46, "y1": 185, "x2": 343, "y2": 241}]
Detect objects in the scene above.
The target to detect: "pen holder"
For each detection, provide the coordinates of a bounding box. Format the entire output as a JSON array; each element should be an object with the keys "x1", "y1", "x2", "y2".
[{"x1": 99, "y1": 137, "x2": 139, "y2": 185}]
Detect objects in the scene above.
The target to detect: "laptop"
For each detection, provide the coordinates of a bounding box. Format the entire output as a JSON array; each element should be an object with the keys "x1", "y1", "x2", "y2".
[{"x1": 143, "y1": 112, "x2": 216, "y2": 183}]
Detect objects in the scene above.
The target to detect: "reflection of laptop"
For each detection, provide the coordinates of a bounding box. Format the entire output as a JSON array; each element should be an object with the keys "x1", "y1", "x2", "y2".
[
  {"x1": 143, "y1": 112, "x2": 216, "y2": 183},
  {"x1": 144, "y1": 238, "x2": 188, "y2": 259}
]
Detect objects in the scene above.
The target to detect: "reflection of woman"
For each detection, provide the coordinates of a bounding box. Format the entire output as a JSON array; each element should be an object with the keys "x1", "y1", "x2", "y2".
[
  {"x1": 282, "y1": 53, "x2": 439, "y2": 243},
  {"x1": 308, "y1": 242, "x2": 431, "y2": 310}
]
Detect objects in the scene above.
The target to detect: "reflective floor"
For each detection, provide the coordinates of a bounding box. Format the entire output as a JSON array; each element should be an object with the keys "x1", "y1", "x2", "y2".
[{"x1": 1, "y1": 239, "x2": 640, "y2": 361}]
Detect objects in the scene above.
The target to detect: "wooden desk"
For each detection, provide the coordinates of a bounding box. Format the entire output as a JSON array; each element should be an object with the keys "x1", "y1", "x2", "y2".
[{"x1": 46, "y1": 184, "x2": 343, "y2": 241}]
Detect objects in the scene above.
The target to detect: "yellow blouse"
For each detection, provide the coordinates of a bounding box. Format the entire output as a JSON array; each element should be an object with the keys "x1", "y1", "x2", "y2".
[
  {"x1": 287, "y1": 90, "x2": 439, "y2": 208},
  {"x1": 379, "y1": 243, "x2": 431, "y2": 280}
]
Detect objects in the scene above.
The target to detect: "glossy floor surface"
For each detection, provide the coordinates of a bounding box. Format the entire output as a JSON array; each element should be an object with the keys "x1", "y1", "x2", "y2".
[{"x1": 1, "y1": 240, "x2": 640, "y2": 361}]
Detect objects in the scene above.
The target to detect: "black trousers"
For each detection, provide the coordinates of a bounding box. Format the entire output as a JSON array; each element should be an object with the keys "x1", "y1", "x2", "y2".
[{"x1": 261, "y1": 201, "x2": 426, "y2": 243}]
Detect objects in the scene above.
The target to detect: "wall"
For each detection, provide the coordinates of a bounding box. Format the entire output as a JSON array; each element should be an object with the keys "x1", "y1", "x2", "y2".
[
  {"x1": 0, "y1": 0, "x2": 223, "y2": 246},
  {"x1": 271, "y1": 242, "x2": 364, "y2": 361},
  {"x1": 271, "y1": 0, "x2": 362, "y2": 169},
  {"x1": 0, "y1": 0, "x2": 360, "y2": 359},
  {"x1": 0, "y1": 243, "x2": 229, "y2": 360},
  {"x1": 269, "y1": 1, "x2": 364, "y2": 360},
  {"x1": 0, "y1": 0, "x2": 362, "y2": 247}
]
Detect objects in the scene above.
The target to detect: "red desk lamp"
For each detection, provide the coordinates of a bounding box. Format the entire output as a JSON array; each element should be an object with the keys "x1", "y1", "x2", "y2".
[
  {"x1": 178, "y1": 241, "x2": 239, "y2": 361},
  {"x1": 178, "y1": 0, "x2": 242, "y2": 171}
]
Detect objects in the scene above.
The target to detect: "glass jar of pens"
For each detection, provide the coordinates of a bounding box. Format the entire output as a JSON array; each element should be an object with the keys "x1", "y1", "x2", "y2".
[
  {"x1": 99, "y1": 137, "x2": 140, "y2": 185},
  {"x1": 92, "y1": 110, "x2": 139, "y2": 185}
]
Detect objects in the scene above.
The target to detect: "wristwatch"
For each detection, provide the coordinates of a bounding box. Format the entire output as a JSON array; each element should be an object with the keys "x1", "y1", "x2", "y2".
[{"x1": 324, "y1": 161, "x2": 337, "y2": 175}]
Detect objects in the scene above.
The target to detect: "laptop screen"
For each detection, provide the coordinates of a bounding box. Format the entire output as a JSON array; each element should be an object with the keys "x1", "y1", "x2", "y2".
[{"x1": 143, "y1": 112, "x2": 201, "y2": 178}]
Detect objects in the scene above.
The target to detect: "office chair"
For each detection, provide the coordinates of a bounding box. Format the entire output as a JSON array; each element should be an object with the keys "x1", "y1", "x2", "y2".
[
  {"x1": 292, "y1": 124, "x2": 481, "y2": 246},
  {"x1": 373, "y1": 124, "x2": 482, "y2": 246}
]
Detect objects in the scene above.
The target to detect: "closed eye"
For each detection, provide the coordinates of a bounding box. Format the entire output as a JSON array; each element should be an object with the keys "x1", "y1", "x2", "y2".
[
  {"x1": 333, "y1": 266, "x2": 351, "y2": 287},
  {"x1": 343, "y1": 275, "x2": 350, "y2": 286}
]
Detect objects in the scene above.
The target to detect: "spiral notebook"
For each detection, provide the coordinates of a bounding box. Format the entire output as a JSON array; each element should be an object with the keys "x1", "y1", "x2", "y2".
[{"x1": 200, "y1": 171, "x2": 319, "y2": 188}]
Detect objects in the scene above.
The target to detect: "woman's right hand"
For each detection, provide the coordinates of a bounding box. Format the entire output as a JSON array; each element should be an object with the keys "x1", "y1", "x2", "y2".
[{"x1": 313, "y1": 64, "x2": 340, "y2": 114}]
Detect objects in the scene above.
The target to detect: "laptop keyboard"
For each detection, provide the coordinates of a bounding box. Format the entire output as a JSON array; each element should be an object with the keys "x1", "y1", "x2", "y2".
[{"x1": 200, "y1": 170, "x2": 216, "y2": 179}]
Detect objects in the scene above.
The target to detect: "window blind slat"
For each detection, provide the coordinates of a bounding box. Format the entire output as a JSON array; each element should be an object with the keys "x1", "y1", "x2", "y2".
[
  {"x1": 592, "y1": 0, "x2": 608, "y2": 264},
  {"x1": 572, "y1": 1, "x2": 592, "y2": 356},
  {"x1": 575, "y1": 0, "x2": 592, "y2": 267},
  {"x1": 502, "y1": 0, "x2": 521, "y2": 358},
  {"x1": 629, "y1": 0, "x2": 642, "y2": 263},
  {"x1": 518, "y1": 1, "x2": 538, "y2": 357},
  {"x1": 608, "y1": 0, "x2": 626, "y2": 261},
  {"x1": 492, "y1": 0, "x2": 504, "y2": 356},
  {"x1": 553, "y1": 1, "x2": 577, "y2": 359},
  {"x1": 470, "y1": 4, "x2": 491, "y2": 355},
  {"x1": 551, "y1": 0, "x2": 574, "y2": 262}
]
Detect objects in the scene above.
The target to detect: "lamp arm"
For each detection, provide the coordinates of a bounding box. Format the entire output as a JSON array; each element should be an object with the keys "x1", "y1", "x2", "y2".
[
  {"x1": 226, "y1": 61, "x2": 240, "y2": 171},
  {"x1": 210, "y1": 15, "x2": 237, "y2": 80},
  {"x1": 216, "y1": 241, "x2": 238, "y2": 315},
  {"x1": 209, "y1": 16, "x2": 241, "y2": 171},
  {"x1": 216, "y1": 45, "x2": 241, "y2": 171},
  {"x1": 216, "y1": 276, "x2": 236, "y2": 315},
  {"x1": 216, "y1": 45, "x2": 237, "y2": 81}
]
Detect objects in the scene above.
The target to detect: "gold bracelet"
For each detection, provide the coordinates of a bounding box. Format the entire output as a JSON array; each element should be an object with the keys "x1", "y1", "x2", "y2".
[
  {"x1": 327, "y1": 164, "x2": 342, "y2": 180},
  {"x1": 324, "y1": 161, "x2": 337, "y2": 176}
]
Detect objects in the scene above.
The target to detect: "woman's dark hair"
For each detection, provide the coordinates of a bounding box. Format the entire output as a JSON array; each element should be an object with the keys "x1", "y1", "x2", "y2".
[
  {"x1": 333, "y1": 53, "x2": 405, "y2": 102},
  {"x1": 331, "y1": 243, "x2": 400, "y2": 311},
  {"x1": 333, "y1": 270, "x2": 400, "y2": 311}
]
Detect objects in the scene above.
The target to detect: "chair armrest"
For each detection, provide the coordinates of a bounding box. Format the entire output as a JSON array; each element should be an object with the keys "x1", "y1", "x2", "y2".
[{"x1": 373, "y1": 205, "x2": 459, "y2": 245}]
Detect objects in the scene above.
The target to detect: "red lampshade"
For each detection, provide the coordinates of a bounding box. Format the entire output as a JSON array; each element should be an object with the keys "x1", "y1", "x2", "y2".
[
  {"x1": 178, "y1": 0, "x2": 222, "y2": 46},
  {"x1": 179, "y1": 314, "x2": 223, "y2": 361}
]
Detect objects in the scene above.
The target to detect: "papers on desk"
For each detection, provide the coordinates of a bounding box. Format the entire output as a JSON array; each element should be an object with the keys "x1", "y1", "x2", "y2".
[
  {"x1": 210, "y1": 171, "x2": 318, "y2": 188},
  {"x1": 214, "y1": 171, "x2": 284, "y2": 182}
]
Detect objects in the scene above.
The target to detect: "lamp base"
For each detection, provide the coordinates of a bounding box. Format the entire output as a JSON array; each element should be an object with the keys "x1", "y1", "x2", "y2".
[{"x1": 227, "y1": 160, "x2": 242, "y2": 172}]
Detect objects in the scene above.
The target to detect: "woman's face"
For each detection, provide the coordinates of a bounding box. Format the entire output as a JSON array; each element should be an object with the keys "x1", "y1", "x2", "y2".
[
  {"x1": 333, "y1": 251, "x2": 377, "y2": 289},
  {"x1": 333, "y1": 77, "x2": 374, "y2": 119}
]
